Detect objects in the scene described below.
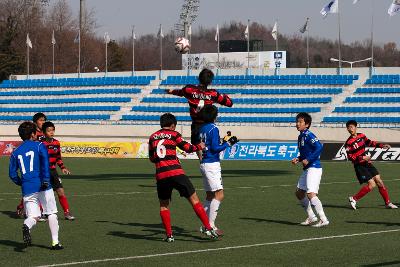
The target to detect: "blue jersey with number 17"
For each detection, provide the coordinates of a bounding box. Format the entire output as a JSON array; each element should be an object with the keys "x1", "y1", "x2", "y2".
[{"x1": 9, "y1": 140, "x2": 51, "y2": 197}]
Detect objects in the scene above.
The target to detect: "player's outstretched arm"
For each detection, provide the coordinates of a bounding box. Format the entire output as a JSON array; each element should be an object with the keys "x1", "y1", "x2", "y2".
[
  {"x1": 215, "y1": 92, "x2": 233, "y2": 107},
  {"x1": 176, "y1": 134, "x2": 203, "y2": 153},
  {"x1": 8, "y1": 154, "x2": 21, "y2": 186}
]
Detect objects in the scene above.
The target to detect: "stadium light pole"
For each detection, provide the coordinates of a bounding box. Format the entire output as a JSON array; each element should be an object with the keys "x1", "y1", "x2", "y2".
[
  {"x1": 369, "y1": 0, "x2": 375, "y2": 78},
  {"x1": 337, "y1": 0, "x2": 342, "y2": 75},
  {"x1": 132, "y1": 25, "x2": 136, "y2": 76},
  {"x1": 330, "y1": 57, "x2": 372, "y2": 69}
]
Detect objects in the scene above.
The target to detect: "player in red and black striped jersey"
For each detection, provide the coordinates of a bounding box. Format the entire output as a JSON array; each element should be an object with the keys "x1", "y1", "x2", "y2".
[
  {"x1": 16, "y1": 113, "x2": 48, "y2": 217},
  {"x1": 148, "y1": 113, "x2": 219, "y2": 242},
  {"x1": 42, "y1": 121, "x2": 75, "y2": 220},
  {"x1": 165, "y1": 69, "x2": 233, "y2": 160},
  {"x1": 345, "y1": 120, "x2": 397, "y2": 210}
]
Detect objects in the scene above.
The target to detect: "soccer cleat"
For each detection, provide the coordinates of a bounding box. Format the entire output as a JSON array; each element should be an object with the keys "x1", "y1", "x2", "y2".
[
  {"x1": 385, "y1": 203, "x2": 398, "y2": 209},
  {"x1": 164, "y1": 235, "x2": 175, "y2": 243},
  {"x1": 199, "y1": 226, "x2": 206, "y2": 234},
  {"x1": 64, "y1": 212, "x2": 75, "y2": 221},
  {"x1": 22, "y1": 224, "x2": 32, "y2": 247},
  {"x1": 311, "y1": 219, "x2": 330, "y2": 228},
  {"x1": 51, "y1": 243, "x2": 64, "y2": 250},
  {"x1": 349, "y1": 196, "x2": 357, "y2": 210},
  {"x1": 300, "y1": 216, "x2": 318, "y2": 226},
  {"x1": 204, "y1": 228, "x2": 219, "y2": 239},
  {"x1": 38, "y1": 215, "x2": 47, "y2": 222},
  {"x1": 200, "y1": 226, "x2": 223, "y2": 236}
]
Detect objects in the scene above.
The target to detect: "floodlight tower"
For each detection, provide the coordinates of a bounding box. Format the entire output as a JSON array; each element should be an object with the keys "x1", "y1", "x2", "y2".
[{"x1": 175, "y1": 0, "x2": 200, "y2": 38}]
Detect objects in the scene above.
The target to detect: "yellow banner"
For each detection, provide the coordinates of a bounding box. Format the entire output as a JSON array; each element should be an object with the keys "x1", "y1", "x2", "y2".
[{"x1": 60, "y1": 141, "x2": 142, "y2": 158}]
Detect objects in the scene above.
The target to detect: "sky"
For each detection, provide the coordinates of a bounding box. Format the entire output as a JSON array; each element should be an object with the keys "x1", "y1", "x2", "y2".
[{"x1": 69, "y1": 0, "x2": 400, "y2": 46}]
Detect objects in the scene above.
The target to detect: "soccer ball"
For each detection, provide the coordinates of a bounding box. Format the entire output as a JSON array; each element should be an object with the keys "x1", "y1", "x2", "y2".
[{"x1": 174, "y1": 37, "x2": 190, "y2": 54}]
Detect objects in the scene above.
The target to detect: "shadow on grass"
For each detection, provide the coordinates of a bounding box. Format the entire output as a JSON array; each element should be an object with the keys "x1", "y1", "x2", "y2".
[
  {"x1": 96, "y1": 221, "x2": 213, "y2": 243},
  {"x1": 66, "y1": 169, "x2": 292, "y2": 181},
  {"x1": 240, "y1": 217, "x2": 299, "y2": 226},
  {"x1": 0, "y1": 210, "x2": 22, "y2": 219},
  {"x1": 323, "y1": 204, "x2": 353, "y2": 210},
  {"x1": 0, "y1": 239, "x2": 49, "y2": 252},
  {"x1": 346, "y1": 220, "x2": 400, "y2": 227},
  {"x1": 361, "y1": 261, "x2": 400, "y2": 267}
]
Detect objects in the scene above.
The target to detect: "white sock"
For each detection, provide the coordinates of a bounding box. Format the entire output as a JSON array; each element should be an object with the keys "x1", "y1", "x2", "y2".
[
  {"x1": 209, "y1": 199, "x2": 221, "y2": 229},
  {"x1": 47, "y1": 214, "x2": 59, "y2": 245},
  {"x1": 203, "y1": 200, "x2": 211, "y2": 217},
  {"x1": 300, "y1": 197, "x2": 316, "y2": 219},
  {"x1": 310, "y1": 196, "x2": 327, "y2": 222},
  {"x1": 24, "y1": 217, "x2": 37, "y2": 229}
]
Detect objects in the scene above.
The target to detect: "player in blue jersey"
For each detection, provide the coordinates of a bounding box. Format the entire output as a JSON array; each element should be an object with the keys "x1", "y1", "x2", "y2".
[
  {"x1": 291, "y1": 113, "x2": 329, "y2": 227},
  {"x1": 9, "y1": 122, "x2": 63, "y2": 249},
  {"x1": 199, "y1": 105, "x2": 239, "y2": 234}
]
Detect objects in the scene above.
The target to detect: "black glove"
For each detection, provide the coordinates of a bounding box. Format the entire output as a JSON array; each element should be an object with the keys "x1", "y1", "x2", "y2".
[
  {"x1": 40, "y1": 182, "x2": 49, "y2": 191},
  {"x1": 227, "y1": 136, "x2": 239, "y2": 146}
]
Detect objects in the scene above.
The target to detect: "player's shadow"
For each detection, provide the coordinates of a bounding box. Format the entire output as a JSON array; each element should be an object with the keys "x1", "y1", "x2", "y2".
[
  {"x1": 361, "y1": 261, "x2": 400, "y2": 267},
  {"x1": 0, "y1": 210, "x2": 21, "y2": 219},
  {"x1": 96, "y1": 221, "x2": 213, "y2": 242},
  {"x1": 322, "y1": 204, "x2": 353, "y2": 210},
  {"x1": 223, "y1": 169, "x2": 292, "y2": 177},
  {"x1": 67, "y1": 173, "x2": 154, "y2": 180},
  {"x1": 0, "y1": 239, "x2": 49, "y2": 252},
  {"x1": 138, "y1": 185, "x2": 156, "y2": 188},
  {"x1": 240, "y1": 217, "x2": 299, "y2": 226},
  {"x1": 346, "y1": 220, "x2": 400, "y2": 227}
]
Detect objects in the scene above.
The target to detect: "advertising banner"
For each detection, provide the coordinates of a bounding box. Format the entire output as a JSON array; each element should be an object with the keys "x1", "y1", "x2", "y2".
[
  {"x1": 60, "y1": 141, "x2": 141, "y2": 158},
  {"x1": 322, "y1": 143, "x2": 400, "y2": 162},
  {"x1": 222, "y1": 142, "x2": 299, "y2": 160},
  {"x1": 182, "y1": 51, "x2": 287, "y2": 70},
  {"x1": 0, "y1": 141, "x2": 22, "y2": 156}
]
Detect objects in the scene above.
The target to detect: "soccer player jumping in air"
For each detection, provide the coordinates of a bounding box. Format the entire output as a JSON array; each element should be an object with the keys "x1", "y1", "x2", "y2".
[
  {"x1": 9, "y1": 122, "x2": 63, "y2": 249},
  {"x1": 148, "y1": 113, "x2": 219, "y2": 242},
  {"x1": 165, "y1": 68, "x2": 233, "y2": 160},
  {"x1": 292, "y1": 113, "x2": 329, "y2": 227},
  {"x1": 345, "y1": 120, "x2": 398, "y2": 210}
]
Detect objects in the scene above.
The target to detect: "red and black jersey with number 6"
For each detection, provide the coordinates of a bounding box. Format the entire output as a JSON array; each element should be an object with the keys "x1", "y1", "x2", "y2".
[
  {"x1": 42, "y1": 138, "x2": 66, "y2": 170},
  {"x1": 345, "y1": 133, "x2": 384, "y2": 165},
  {"x1": 170, "y1": 85, "x2": 233, "y2": 124},
  {"x1": 148, "y1": 129, "x2": 202, "y2": 180}
]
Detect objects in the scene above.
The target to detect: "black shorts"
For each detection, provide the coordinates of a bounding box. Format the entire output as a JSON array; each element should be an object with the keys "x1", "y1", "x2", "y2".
[
  {"x1": 191, "y1": 123, "x2": 202, "y2": 145},
  {"x1": 157, "y1": 175, "x2": 196, "y2": 200},
  {"x1": 354, "y1": 164, "x2": 379, "y2": 184},
  {"x1": 50, "y1": 169, "x2": 63, "y2": 190}
]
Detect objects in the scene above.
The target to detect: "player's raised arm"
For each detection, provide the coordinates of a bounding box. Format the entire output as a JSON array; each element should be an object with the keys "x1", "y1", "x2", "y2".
[
  {"x1": 165, "y1": 86, "x2": 190, "y2": 97},
  {"x1": 176, "y1": 133, "x2": 203, "y2": 153},
  {"x1": 214, "y1": 91, "x2": 233, "y2": 107},
  {"x1": 9, "y1": 154, "x2": 21, "y2": 186}
]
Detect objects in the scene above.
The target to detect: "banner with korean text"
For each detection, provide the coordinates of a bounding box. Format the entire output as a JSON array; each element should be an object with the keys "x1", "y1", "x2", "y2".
[{"x1": 222, "y1": 142, "x2": 299, "y2": 160}]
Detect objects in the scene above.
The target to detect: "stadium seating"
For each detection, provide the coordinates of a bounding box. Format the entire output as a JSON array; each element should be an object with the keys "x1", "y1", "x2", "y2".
[
  {"x1": 365, "y1": 75, "x2": 400, "y2": 85},
  {"x1": 161, "y1": 75, "x2": 358, "y2": 85},
  {"x1": 0, "y1": 76, "x2": 155, "y2": 88}
]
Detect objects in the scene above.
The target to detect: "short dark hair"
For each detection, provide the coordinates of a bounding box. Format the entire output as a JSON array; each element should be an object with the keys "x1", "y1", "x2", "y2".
[
  {"x1": 296, "y1": 112, "x2": 312, "y2": 127},
  {"x1": 198, "y1": 68, "x2": 214, "y2": 87},
  {"x1": 346, "y1": 120, "x2": 357, "y2": 127},
  {"x1": 32, "y1": 112, "x2": 47, "y2": 123},
  {"x1": 18, "y1": 121, "x2": 36, "y2": 141},
  {"x1": 42, "y1": 121, "x2": 55, "y2": 133},
  {"x1": 160, "y1": 113, "x2": 177, "y2": 128},
  {"x1": 227, "y1": 131, "x2": 231, "y2": 135},
  {"x1": 201, "y1": 105, "x2": 218, "y2": 123}
]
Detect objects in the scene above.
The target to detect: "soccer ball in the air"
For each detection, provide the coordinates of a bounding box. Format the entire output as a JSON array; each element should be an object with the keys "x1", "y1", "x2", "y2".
[{"x1": 174, "y1": 37, "x2": 190, "y2": 54}]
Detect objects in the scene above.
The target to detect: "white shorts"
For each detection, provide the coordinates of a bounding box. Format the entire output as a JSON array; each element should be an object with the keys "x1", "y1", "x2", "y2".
[
  {"x1": 200, "y1": 162, "x2": 223, "y2": 192},
  {"x1": 297, "y1": 167, "x2": 322, "y2": 194},
  {"x1": 23, "y1": 189, "x2": 58, "y2": 218}
]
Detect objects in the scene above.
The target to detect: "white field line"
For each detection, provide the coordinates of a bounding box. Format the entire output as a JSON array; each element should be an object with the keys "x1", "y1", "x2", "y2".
[
  {"x1": 36, "y1": 228, "x2": 400, "y2": 267},
  {"x1": 1, "y1": 178, "x2": 400, "y2": 201}
]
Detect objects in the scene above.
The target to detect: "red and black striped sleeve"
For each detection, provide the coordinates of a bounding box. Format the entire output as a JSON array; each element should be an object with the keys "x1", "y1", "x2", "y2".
[
  {"x1": 55, "y1": 140, "x2": 65, "y2": 169},
  {"x1": 364, "y1": 135, "x2": 384, "y2": 148},
  {"x1": 213, "y1": 91, "x2": 233, "y2": 107},
  {"x1": 148, "y1": 137, "x2": 157, "y2": 163},
  {"x1": 170, "y1": 86, "x2": 190, "y2": 97},
  {"x1": 175, "y1": 133, "x2": 201, "y2": 153}
]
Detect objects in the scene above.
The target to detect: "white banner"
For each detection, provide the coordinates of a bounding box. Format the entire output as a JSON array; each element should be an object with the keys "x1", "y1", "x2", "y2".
[{"x1": 182, "y1": 51, "x2": 287, "y2": 70}]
